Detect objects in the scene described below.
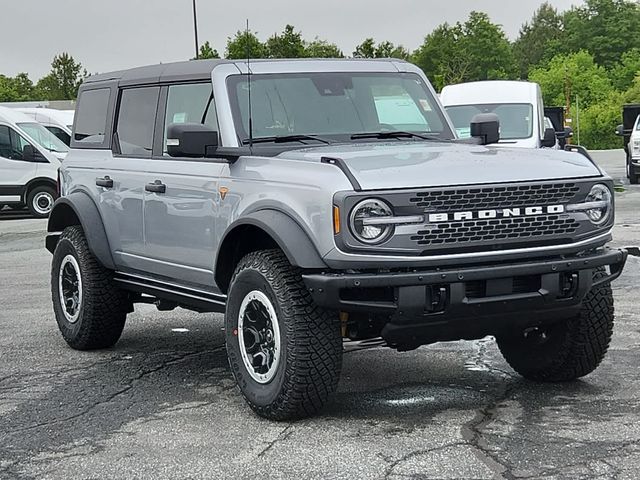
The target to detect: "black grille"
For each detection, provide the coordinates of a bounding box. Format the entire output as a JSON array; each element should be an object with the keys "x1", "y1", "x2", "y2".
[
  {"x1": 409, "y1": 183, "x2": 581, "y2": 212},
  {"x1": 411, "y1": 215, "x2": 580, "y2": 246}
]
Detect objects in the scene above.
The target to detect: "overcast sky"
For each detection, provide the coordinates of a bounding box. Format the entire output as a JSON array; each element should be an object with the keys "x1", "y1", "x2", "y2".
[{"x1": 1, "y1": 0, "x2": 583, "y2": 80}]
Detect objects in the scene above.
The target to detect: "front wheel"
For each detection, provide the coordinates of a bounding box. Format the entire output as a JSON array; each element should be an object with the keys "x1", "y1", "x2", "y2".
[
  {"x1": 627, "y1": 155, "x2": 639, "y2": 185},
  {"x1": 27, "y1": 185, "x2": 56, "y2": 218},
  {"x1": 225, "y1": 250, "x2": 342, "y2": 421},
  {"x1": 497, "y1": 269, "x2": 614, "y2": 382}
]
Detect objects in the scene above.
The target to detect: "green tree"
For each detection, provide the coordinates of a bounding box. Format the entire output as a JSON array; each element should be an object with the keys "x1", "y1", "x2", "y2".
[
  {"x1": 304, "y1": 39, "x2": 344, "y2": 58},
  {"x1": 353, "y1": 38, "x2": 409, "y2": 60},
  {"x1": 460, "y1": 12, "x2": 514, "y2": 81},
  {"x1": 513, "y1": 2, "x2": 565, "y2": 78},
  {"x1": 195, "y1": 41, "x2": 220, "y2": 59},
  {"x1": 0, "y1": 73, "x2": 38, "y2": 101},
  {"x1": 266, "y1": 25, "x2": 306, "y2": 58},
  {"x1": 36, "y1": 53, "x2": 86, "y2": 100},
  {"x1": 563, "y1": 0, "x2": 640, "y2": 69},
  {"x1": 623, "y1": 74, "x2": 640, "y2": 103},
  {"x1": 529, "y1": 51, "x2": 613, "y2": 111},
  {"x1": 353, "y1": 38, "x2": 376, "y2": 58},
  {"x1": 609, "y1": 48, "x2": 640, "y2": 91},
  {"x1": 225, "y1": 30, "x2": 268, "y2": 59},
  {"x1": 579, "y1": 91, "x2": 624, "y2": 149}
]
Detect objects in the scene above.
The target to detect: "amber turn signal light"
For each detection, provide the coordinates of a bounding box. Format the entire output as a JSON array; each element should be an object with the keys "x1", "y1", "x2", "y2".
[{"x1": 333, "y1": 206, "x2": 341, "y2": 235}]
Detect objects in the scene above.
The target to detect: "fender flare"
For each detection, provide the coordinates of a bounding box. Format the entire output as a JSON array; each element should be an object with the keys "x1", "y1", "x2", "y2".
[
  {"x1": 214, "y1": 210, "x2": 327, "y2": 288},
  {"x1": 46, "y1": 192, "x2": 115, "y2": 270}
]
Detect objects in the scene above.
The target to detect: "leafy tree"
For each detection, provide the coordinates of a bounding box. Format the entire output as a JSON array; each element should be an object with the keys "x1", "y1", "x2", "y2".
[
  {"x1": 609, "y1": 48, "x2": 640, "y2": 91},
  {"x1": 195, "y1": 41, "x2": 220, "y2": 60},
  {"x1": 353, "y1": 38, "x2": 409, "y2": 60},
  {"x1": 0, "y1": 73, "x2": 39, "y2": 102},
  {"x1": 304, "y1": 39, "x2": 344, "y2": 58},
  {"x1": 353, "y1": 38, "x2": 377, "y2": 58},
  {"x1": 266, "y1": 25, "x2": 306, "y2": 58},
  {"x1": 563, "y1": 0, "x2": 640, "y2": 69},
  {"x1": 579, "y1": 91, "x2": 624, "y2": 149},
  {"x1": 529, "y1": 51, "x2": 613, "y2": 111},
  {"x1": 513, "y1": 2, "x2": 565, "y2": 78},
  {"x1": 36, "y1": 53, "x2": 86, "y2": 100},
  {"x1": 623, "y1": 74, "x2": 640, "y2": 103},
  {"x1": 225, "y1": 30, "x2": 268, "y2": 59}
]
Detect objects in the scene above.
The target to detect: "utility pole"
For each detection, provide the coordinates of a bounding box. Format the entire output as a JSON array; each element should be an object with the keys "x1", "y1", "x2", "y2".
[{"x1": 192, "y1": 0, "x2": 199, "y2": 59}]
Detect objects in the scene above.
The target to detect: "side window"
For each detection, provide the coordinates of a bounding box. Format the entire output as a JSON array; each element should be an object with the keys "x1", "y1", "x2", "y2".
[
  {"x1": 46, "y1": 126, "x2": 71, "y2": 146},
  {"x1": 116, "y1": 87, "x2": 160, "y2": 157},
  {"x1": 163, "y1": 83, "x2": 218, "y2": 155},
  {"x1": 0, "y1": 125, "x2": 33, "y2": 161},
  {"x1": 75, "y1": 88, "x2": 111, "y2": 143}
]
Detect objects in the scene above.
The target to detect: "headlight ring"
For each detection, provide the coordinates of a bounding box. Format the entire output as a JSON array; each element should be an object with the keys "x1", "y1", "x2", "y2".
[{"x1": 349, "y1": 199, "x2": 395, "y2": 244}]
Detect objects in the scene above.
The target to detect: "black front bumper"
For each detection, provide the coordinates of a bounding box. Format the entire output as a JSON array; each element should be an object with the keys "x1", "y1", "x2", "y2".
[{"x1": 303, "y1": 248, "x2": 628, "y2": 346}]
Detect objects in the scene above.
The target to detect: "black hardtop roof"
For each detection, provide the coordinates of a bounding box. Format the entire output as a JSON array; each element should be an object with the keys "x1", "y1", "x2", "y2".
[{"x1": 83, "y1": 58, "x2": 408, "y2": 87}]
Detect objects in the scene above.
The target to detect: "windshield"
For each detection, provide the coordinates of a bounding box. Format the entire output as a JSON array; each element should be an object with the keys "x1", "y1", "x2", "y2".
[
  {"x1": 227, "y1": 72, "x2": 452, "y2": 143},
  {"x1": 17, "y1": 122, "x2": 69, "y2": 153},
  {"x1": 445, "y1": 103, "x2": 534, "y2": 140}
]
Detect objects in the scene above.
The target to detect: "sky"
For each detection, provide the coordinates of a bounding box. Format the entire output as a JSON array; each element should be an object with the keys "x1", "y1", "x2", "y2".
[{"x1": 1, "y1": 0, "x2": 584, "y2": 80}]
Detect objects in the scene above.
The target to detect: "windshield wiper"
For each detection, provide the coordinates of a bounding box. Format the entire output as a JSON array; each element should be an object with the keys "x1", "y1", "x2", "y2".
[
  {"x1": 242, "y1": 134, "x2": 333, "y2": 145},
  {"x1": 350, "y1": 131, "x2": 438, "y2": 141}
]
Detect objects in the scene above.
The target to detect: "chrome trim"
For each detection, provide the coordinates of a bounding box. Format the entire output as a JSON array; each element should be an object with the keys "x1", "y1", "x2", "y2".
[
  {"x1": 331, "y1": 229, "x2": 613, "y2": 262},
  {"x1": 566, "y1": 201, "x2": 608, "y2": 212},
  {"x1": 362, "y1": 215, "x2": 424, "y2": 226}
]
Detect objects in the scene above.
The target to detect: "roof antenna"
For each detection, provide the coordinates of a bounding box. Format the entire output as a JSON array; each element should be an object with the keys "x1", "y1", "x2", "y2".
[{"x1": 246, "y1": 19, "x2": 254, "y2": 148}]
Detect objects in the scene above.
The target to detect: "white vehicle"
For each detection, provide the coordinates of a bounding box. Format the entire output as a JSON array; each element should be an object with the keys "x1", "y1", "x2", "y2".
[
  {"x1": 0, "y1": 107, "x2": 61, "y2": 217},
  {"x1": 615, "y1": 105, "x2": 640, "y2": 184},
  {"x1": 441, "y1": 80, "x2": 559, "y2": 149},
  {"x1": 17, "y1": 108, "x2": 74, "y2": 146}
]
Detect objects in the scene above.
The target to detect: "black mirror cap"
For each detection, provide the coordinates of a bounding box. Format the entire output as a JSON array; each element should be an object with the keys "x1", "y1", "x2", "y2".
[
  {"x1": 564, "y1": 127, "x2": 574, "y2": 138},
  {"x1": 470, "y1": 113, "x2": 500, "y2": 145},
  {"x1": 615, "y1": 124, "x2": 625, "y2": 136},
  {"x1": 541, "y1": 127, "x2": 557, "y2": 148},
  {"x1": 167, "y1": 123, "x2": 219, "y2": 158}
]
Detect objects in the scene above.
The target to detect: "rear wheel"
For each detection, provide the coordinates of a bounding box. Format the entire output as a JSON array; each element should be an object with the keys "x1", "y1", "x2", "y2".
[
  {"x1": 225, "y1": 249, "x2": 342, "y2": 420},
  {"x1": 497, "y1": 269, "x2": 614, "y2": 382},
  {"x1": 51, "y1": 225, "x2": 129, "y2": 350},
  {"x1": 27, "y1": 185, "x2": 56, "y2": 218}
]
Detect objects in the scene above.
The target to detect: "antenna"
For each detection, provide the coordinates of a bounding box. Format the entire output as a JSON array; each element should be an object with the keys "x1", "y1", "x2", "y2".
[{"x1": 246, "y1": 19, "x2": 254, "y2": 148}]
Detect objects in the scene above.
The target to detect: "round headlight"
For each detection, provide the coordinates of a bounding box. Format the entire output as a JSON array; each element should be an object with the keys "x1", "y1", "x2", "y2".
[
  {"x1": 585, "y1": 184, "x2": 612, "y2": 225},
  {"x1": 349, "y1": 199, "x2": 394, "y2": 244}
]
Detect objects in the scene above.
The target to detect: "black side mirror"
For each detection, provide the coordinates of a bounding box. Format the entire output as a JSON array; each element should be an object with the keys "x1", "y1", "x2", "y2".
[
  {"x1": 167, "y1": 123, "x2": 219, "y2": 158},
  {"x1": 615, "y1": 124, "x2": 624, "y2": 136},
  {"x1": 22, "y1": 144, "x2": 45, "y2": 162},
  {"x1": 541, "y1": 127, "x2": 557, "y2": 148},
  {"x1": 563, "y1": 127, "x2": 573, "y2": 139},
  {"x1": 470, "y1": 113, "x2": 500, "y2": 145}
]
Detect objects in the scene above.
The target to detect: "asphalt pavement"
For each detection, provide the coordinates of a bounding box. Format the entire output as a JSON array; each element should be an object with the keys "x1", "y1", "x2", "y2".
[{"x1": 0, "y1": 150, "x2": 638, "y2": 480}]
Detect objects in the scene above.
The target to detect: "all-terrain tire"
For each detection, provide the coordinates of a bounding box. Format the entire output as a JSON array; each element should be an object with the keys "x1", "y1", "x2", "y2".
[
  {"x1": 225, "y1": 249, "x2": 342, "y2": 421},
  {"x1": 51, "y1": 225, "x2": 128, "y2": 350},
  {"x1": 27, "y1": 185, "x2": 56, "y2": 218},
  {"x1": 497, "y1": 269, "x2": 614, "y2": 382}
]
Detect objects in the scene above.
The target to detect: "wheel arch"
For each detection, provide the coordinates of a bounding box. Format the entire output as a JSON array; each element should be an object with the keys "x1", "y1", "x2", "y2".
[
  {"x1": 23, "y1": 177, "x2": 57, "y2": 203},
  {"x1": 46, "y1": 192, "x2": 115, "y2": 270},
  {"x1": 214, "y1": 209, "x2": 327, "y2": 294}
]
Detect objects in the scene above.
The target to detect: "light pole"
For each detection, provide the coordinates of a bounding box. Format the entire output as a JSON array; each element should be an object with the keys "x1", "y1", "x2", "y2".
[{"x1": 192, "y1": 0, "x2": 199, "y2": 59}]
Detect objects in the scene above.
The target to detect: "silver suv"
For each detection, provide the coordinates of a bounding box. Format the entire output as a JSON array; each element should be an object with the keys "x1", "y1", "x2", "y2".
[{"x1": 46, "y1": 59, "x2": 628, "y2": 420}]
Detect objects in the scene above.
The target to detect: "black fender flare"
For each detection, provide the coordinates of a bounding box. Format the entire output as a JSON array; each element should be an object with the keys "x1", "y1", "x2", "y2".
[
  {"x1": 214, "y1": 209, "x2": 328, "y2": 289},
  {"x1": 46, "y1": 192, "x2": 115, "y2": 270}
]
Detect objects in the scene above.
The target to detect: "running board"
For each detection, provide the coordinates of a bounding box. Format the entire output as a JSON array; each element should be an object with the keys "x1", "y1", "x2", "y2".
[{"x1": 114, "y1": 272, "x2": 227, "y2": 313}]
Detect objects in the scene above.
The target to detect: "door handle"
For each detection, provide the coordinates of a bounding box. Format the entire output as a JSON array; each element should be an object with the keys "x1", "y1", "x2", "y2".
[
  {"x1": 96, "y1": 176, "x2": 114, "y2": 188},
  {"x1": 145, "y1": 180, "x2": 166, "y2": 194}
]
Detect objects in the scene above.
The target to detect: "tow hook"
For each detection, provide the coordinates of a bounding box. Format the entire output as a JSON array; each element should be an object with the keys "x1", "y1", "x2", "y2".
[{"x1": 561, "y1": 273, "x2": 579, "y2": 298}]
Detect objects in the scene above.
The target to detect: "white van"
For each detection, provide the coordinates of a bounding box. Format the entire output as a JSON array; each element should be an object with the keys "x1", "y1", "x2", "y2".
[
  {"x1": 441, "y1": 80, "x2": 559, "y2": 149},
  {"x1": 17, "y1": 108, "x2": 74, "y2": 146},
  {"x1": 0, "y1": 107, "x2": 62, "y2": 217}
]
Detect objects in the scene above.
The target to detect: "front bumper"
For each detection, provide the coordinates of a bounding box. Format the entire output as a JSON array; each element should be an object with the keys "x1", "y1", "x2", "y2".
[{"x1": 303, "y1": 247, "x2": 628, "y2": 346}]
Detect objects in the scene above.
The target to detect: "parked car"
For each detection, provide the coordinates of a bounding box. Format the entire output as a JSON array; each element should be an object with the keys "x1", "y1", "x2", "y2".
[
  {"x1": 17, "y1": 108, "x2": 75, "y2": 146},
  {"x1": 46, "y1": 59, "x2": 627, "y2": 420},
  {"x1": 0, "y1": 106, "x2": 61, "y2": 217},
  {"x1": 615, "y1": 104, "x2": 640, "y2": 184},
  {"x1": 441, "y1": 80, "x2": 571, "y2": 149}
]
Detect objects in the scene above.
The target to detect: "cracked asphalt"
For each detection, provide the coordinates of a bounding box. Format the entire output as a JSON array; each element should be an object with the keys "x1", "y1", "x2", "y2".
[{"x1": 0, "y1": 150, "x2": 638, "y2": 480}]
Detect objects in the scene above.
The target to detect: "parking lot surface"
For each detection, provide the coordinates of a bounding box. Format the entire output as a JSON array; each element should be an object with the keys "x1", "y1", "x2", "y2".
[{"x1": 0, "y1": 150, "x2": 638, "y2": 480}]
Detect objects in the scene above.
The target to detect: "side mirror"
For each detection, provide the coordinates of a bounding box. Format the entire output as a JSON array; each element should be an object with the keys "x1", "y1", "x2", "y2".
[
  {"x1": 23, "y1": 144, "x2": 45, "y2": 162},
  {"x1": 167, "y1": 123, "x2": 219, "y2": 158},
  {"x1": 541, "y1": 127, "x2": 557, "y2": 148},
  {"x1": 615, "y1": 124, "x2": 624, "y2": 136},
  {"x1": 470, "y1": 113, "x2": 500, "y2": 145},
  {"x1": 563, "y1": 127, "x2": 573, "y2": 138}
]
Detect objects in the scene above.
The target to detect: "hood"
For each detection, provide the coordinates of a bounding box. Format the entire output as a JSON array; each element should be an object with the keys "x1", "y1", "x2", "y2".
[{"x1": 277, "y1": 141, "x2": 602, "y2": 190}]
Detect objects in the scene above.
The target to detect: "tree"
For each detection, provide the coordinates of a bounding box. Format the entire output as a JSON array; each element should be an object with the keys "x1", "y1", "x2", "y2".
[
  {"x1": 0, "y1": 73, "x2": 39, "y2": 102},
  {"x1": 513, "y1": 2, "x2": 565, "y2": 78},
  {"x1": 353, "y1": 38, "x2": 409, "y2": 60},
  {"x1": 563, "y1": 0, "x2": 640, "y2": 69},
  {"x1": 36, "y1": 53, "x2": 86, "y2": 100},
  {"x1": 225, "y1": 30, "x2": 268, "y2": 59},
  {"x1": 579, "y1": 91, "x2": 624, "y2": 149},
  {"x1": 304, "y1": 39, "x2": 344, "y2": 58},
  {"x1": 353, "y1": 38, "x2": 376, "y2": 58},
  {"x1": 609, "y1": 48, "x2": 640, "y2": 91},
  {"x1": 195, "y1": 41, "x2": 220, "y2": 60},
  {"x1": 266, "y1": 25, "x2": 306, "y2": 58}
]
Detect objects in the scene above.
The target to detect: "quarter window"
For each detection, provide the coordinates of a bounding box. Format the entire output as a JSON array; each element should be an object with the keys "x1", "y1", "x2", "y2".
[
  {"x1": 46, "y1": 126, "x2": 71, "y2": 146},
  {"x1": 74, "y1": 88, "x2": 110, "y2": 143},
  {"x1": 163, "y1": 83, "x2": 218, "y2": 155},
  {"x1": 0, "y1": 125, "x2": 34, "y2": 161},
  {"x1": 116, "y1": 87, "x2": 160, "y2": 157}
]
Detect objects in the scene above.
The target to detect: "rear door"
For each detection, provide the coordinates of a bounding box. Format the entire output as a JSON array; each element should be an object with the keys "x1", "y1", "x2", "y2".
[
  {"x1": 141, "y1": 82, "x2": 224, "y2": 287},
  {"x1": 0, "y1": 125, "x2": 38, "y2": 204}
]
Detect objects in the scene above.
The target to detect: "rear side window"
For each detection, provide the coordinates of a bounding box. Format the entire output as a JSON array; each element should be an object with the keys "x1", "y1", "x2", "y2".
[
  {"x1": 116, "y1": 87, "x2": 160, "y2": 157},
  {"x1": 74, "y1": 88, "x2": 110, "y2": 143},
  {"x1": 46, "y1": 126, "x2": 71, "y2": 146}
]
